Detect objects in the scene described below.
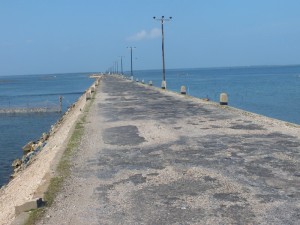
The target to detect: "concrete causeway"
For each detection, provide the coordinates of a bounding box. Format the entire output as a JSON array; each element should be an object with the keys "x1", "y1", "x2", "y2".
[{"x1": 40, "y1": 75, "x2": 300, "y2": 225}]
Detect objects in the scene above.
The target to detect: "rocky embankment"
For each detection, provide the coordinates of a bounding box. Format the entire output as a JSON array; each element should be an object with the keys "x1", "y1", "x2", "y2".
[{"x1": 10, "y1": 103, "x2": 77, "y2": 179}]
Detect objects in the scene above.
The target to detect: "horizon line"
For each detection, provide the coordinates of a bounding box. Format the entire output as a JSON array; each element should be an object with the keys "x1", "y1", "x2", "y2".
[{"x1": 1, "y1": 63, "x2": 300, "y2": 77}]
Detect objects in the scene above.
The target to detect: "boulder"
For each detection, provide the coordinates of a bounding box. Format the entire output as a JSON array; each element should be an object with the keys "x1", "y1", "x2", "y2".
[
  {"x1": 14, "y1": 166, "x2": 21, "y2": 174},
  {"x1": 22, "y1": 141, "x2": 34, "y2": 153},
  {"x1": 42, "y1": 132, "x2": 49, "y2": 141},
  {"x1": 12, "y1": 159, "x2": 22, "y2": 168}
]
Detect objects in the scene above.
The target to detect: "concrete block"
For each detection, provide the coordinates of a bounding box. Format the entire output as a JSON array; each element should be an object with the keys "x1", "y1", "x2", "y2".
[
  {"x1": 15, "y1": 198, "x2": 45, "y2": 215},
  {"x1": 180, "y1": 85, "x2": 186, "y2": 94},
  {"x1": 220, "y1": 93, "x2": 228, "y2": 105},
  {"x1": 11, "y1": 212, "x2": 30, "y2": 225},
  {"x1": 86, "y1": 91, "x2": 91, "y2": 100},
  {"x1": 161, "y1": 80, "x2": 166, "y2": 89},
  {"x1": 91, "y1": 86, "x2": 95, "y2": 93}
]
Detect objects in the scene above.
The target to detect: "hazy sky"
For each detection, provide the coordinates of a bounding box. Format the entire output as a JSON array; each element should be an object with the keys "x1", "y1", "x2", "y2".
[{"x1": 1, "y1": 0, "x2": 300, "y2": 75}]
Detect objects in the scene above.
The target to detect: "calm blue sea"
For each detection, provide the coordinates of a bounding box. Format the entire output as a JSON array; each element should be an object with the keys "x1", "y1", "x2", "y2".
[
  {"x1": 0, "y1": 65, "x2": 300, "y2": 187},
  {"x1": 0, "y1": 73, "x2": 94, "y2": 187}
]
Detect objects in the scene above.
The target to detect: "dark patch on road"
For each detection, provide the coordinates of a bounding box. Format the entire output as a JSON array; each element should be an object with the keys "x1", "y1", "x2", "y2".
[
  {"x1": 230, "y1": 123, "x2": 265, "y2": 130},
  {"x1": 244, "y1": 164, "x2": 274, "y2": 177},
  {"x1": 213, "y1": 193, "x2": 246, "y2": 202},
  {"x1": 255, "y1": 194, "x2": 285, "y2": 203},
  {"x1": 129, "y1": 174, "x2": 147, "y2": 185},
  {"x1": 103, "y1": 125, "x2": 145, "y2": 146},
  {"x1": 128, "y1": 178, "x2": 218, "y2": 224},
  {"x1": 203, "y1": 176, "x2": 217, "y2": 182},
  {"x1": 215, "y1": 204, "x2": 255, "y2": 224}
]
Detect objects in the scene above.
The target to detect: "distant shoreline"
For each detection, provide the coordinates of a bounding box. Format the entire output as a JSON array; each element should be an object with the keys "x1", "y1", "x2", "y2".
[{"x1": 0, "y1": 107, "x2": 60, "y2": 114}]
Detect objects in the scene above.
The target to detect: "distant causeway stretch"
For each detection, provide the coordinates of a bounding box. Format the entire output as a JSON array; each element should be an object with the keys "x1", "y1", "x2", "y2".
[{"x1": 1, "y1": 75, "x2": 300, "y2": 225}]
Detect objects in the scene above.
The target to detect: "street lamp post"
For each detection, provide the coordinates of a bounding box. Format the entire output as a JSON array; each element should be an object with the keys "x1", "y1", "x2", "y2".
[
  {"x1": 153, "y1": 16, "x2": 172, "y2": 89},
  {"x1": 127, "y1": 46, "x2": 136, "y2": 78}
]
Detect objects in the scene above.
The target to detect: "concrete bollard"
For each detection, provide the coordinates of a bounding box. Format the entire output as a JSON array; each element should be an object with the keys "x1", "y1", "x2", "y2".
[
  {"x1": 86, "y1": 91, "x2": 91, "y2": 100},
  {"x1": 149, "y1": 80, "x2": 153, "y2": 86},
  {"x1": 91, "y1": 86, "x2": 95, "y2": 93},
  {"x1": 136, "y1": 78, "x2": 139, "y2": 82},
  {"x1": 131, "y1": 76, "x2": 134, "y2": 81},
  {"x1": 161, "y1": 80, "x2": 166, "y2": 89},
  {"x1": 142, "y1": 79, "x2": 144, "y2": 84},
  {"x1": 180, "y1": 85, "x2": 187, "y2": 94},
  {"x1": 220, "y1": 93, "x2": 228, "y2": 105}
]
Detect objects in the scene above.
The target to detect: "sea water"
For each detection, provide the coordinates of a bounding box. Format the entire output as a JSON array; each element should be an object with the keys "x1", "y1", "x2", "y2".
[{"x1": 0, "y1": 73, "x2": 94, "y2": 187}]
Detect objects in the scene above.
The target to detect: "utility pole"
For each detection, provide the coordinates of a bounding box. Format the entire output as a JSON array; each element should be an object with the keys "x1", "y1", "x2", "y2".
[
  {"x1": 59, "y1": 96, "x2": 62, "y2": 113},
  {"x1": 127, "y1": 47, "x2": 136, "y2": 77},
  {"x1": 153, "y1": 16, "x2": 172, "y2": 89},
  {"x1": 119, "y1": 56, "x2": 124, "y2": 75},
  {"x1": 116, "y1": 61, "x2": 118, "y2": 74}
]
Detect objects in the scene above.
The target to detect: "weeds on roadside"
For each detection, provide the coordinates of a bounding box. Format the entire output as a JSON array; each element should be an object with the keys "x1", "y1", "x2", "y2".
[{"x1": 24, "y1": 89, "x2": 97, "y2": 225}]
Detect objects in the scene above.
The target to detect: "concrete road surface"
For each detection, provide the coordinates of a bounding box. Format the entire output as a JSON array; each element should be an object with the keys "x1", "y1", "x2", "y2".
[{"x1": 39, "y1": 75, "x2": 300, "y2": 225}]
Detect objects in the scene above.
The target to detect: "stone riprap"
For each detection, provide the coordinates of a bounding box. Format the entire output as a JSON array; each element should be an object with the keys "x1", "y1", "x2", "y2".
[{"x1": 39, "y1": 75, "x2": 300, "y2": 225}]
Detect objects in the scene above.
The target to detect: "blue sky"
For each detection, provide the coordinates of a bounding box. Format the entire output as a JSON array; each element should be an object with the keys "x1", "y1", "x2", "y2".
[{"x1": 1, "y1": 0, "x2": 300, "y2": 75}]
